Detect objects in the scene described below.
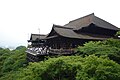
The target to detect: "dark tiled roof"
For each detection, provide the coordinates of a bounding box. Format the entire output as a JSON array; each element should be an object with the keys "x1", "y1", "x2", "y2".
[
  {"x1": 52, "y1": 25, "x2": 111, "y2": 40},
  {"x1": 29, "y1": 34, "x2": 46, "y2": 41},
  {"x1": 93, "y1": 16, "x2": 119, "y2": 30},
  {"x1": 28, "y1": 13, "x2": 119, "y2": 41},
  {"x1": 65, "y1": 13, "x2": 119, "y2": 31},
  {"x1": 64, "y1": 13, "x2": 94, "y2": 29}
]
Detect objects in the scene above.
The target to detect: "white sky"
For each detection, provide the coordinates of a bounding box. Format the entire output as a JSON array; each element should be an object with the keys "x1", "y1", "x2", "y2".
[{"x1": 0, "y1": 0, "x2": 120, "y2": 48}]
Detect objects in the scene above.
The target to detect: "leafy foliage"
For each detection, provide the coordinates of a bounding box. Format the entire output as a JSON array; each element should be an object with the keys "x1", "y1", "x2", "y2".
[
  {"x1": 0, "y1": 48, "x2": 11, "y2": 76},
  {"x1": 76, "y1": 55, "x2": 120, "y2": 80},
  {"x1": 6, "y1": 55, "x2": 120, "y2": 80},
  {"x1": 116, "y1": 31, "x2": 120, "y2": 36},
  {"x1": 0, "y1": 46, "x2": 27, "y2": 79},
  {"x1": 14, "y1": 56, "x2": 82, "y2": 80},
  {"x1": 15, "y1": 46, "x2": 26, "y2": 50},
  {"x1": 76, "y1": 39, "x2": 120, "y2": 64},
  {"x1": 0, "y1": 38, "x2": 120, "y2": 80}
]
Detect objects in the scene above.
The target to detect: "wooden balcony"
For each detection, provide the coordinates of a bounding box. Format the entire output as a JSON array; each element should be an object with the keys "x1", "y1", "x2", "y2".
[
  {"x1": 26, "y1": 48, "x2": 49, "y2": 56},
  {"x1": 26, "y1": 47, "x2": 75, "y2": 57},
  {"x1": 49, "y1": 49, "x2": 74, "y2": 55},
  {"x1": 26, "y1": 48, "x2": 75, "y2": 62}
]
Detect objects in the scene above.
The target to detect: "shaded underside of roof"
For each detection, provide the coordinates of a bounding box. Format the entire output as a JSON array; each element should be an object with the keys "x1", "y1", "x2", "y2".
[
  {"x1": 44, "y1": 35, "x2": 58, "y2": 39},
  {"x1": 64, "y1": 13, "x2": 119, "y2": 31}
]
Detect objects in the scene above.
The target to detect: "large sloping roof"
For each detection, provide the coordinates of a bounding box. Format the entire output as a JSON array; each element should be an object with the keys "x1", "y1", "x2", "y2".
[
  {"x1": 50, "y1": 25, "x2": 112, "y2": 40},
  {"x1": 28, "y1": 13, "x2": 119, "y2": 41},
  {"x1": 65, "y1": 13, "x2": 119, "y2": 31}
]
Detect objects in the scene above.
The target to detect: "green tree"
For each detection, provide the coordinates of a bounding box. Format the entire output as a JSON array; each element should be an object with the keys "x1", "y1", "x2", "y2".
[
  {"x1": 0, "y1": 48, "x2": 11, "y2": 77},
  {"x1": 15, "y1": 46, "x2": 26, "y2": 50},
  {"x1": 76, "y1": 55, "x2": 120, "y2": 80},
  {"x1": 12, "y1": 56, "x2": 120, "y2": 80},
  {"x1": 116, "y1": 31, "x2": 120, "y2": 36},
  {"x1": 0, "y1": 46, "x2": 27, "y2": 79},
  {"x1": 76, "y1": 39, "x2": 120, "y2": 64}
]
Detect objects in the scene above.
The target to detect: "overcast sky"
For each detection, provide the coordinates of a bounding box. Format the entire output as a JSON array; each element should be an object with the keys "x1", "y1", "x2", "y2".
[{"x1": 0, "y1": 0, "x2": 120, "y2": 48}]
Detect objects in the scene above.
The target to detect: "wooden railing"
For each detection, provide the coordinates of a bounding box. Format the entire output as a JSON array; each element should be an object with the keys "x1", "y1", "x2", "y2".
[
  {"x1": 26, "y1": 48, "x2": 49, "y2": 56},
  {"x1": 49, "y1": 49, "x2": 74, "y2": 55},
  {"x1": 26, "y1": 47, "x2": 75, "y2": 56}
]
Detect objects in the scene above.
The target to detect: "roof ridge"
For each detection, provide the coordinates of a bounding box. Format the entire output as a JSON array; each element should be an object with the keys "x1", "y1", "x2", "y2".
[
  {"x1": 65, "y1": 13, "x2": 94, "y2": 25},
  {"x1": 53, "y1": 24, "x2": 73, "y2": 29},
  {"x1": 31, "y1": 34, "x2": 46, "y2": 36}
]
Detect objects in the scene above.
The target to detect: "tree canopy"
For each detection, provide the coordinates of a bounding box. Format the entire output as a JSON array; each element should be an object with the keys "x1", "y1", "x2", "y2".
[{"x1": 0, "y1": 38, "x2": 120, "y2": 80}]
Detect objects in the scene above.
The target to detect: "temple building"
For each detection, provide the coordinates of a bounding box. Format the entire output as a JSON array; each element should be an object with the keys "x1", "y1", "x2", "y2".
[{"x1": 26, "y1": 13, "x2": 120, "y2": 62}]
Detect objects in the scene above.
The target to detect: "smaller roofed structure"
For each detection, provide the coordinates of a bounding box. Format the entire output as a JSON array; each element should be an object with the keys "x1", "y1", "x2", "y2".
[
  {"x1": 28, "y1": 34, "x2": 46, "y2": 42},
  {"x1": 26, "y1": 13, "x2": 120, "y2": 62}
]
